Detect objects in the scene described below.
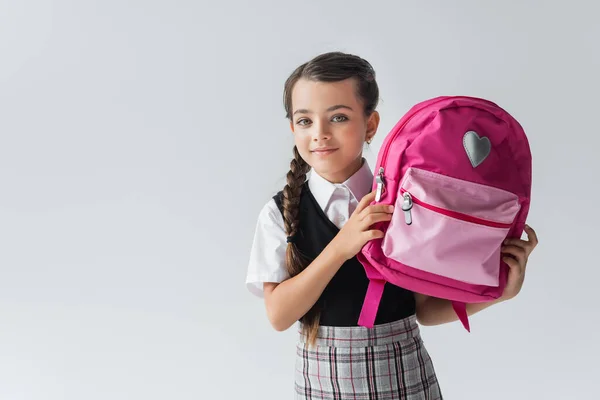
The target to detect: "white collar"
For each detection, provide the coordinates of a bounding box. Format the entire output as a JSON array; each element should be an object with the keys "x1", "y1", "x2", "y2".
[{"x1": 308, "y1": 158, "x2": 373, "y2": 210}]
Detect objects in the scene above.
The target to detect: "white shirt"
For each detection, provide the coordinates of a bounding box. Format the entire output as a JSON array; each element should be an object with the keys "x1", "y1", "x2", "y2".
[{"x1": 245, "y1": 159, "x2": 374, "y2": 298}]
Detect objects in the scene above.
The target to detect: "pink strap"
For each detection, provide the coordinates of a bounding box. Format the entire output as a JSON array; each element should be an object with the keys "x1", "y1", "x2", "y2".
[
  {"x1": 358, "y1": 279, "x2": 386, "y2": 328},
  {"x1": 451, "y1": 301, "x2": 470, "y2": 332}
]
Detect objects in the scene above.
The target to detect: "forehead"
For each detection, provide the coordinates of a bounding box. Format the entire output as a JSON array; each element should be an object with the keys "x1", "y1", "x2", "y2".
[{"x1": 291, "y1": 78, "x2": 361, "y2": 112}]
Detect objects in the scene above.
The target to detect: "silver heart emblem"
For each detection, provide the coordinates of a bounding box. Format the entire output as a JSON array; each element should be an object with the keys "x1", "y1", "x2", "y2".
[{"x1": 463, "y1": 130, "x2": 491, "y2": 168}]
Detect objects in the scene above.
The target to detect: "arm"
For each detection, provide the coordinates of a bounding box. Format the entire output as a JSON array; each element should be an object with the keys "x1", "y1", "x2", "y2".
[
  {"x1": 263, "y1": 242, "x2": 346, "y2": 331},
  {"x1": 263, "y1": 191, "x2": 393, "y2": 332},
  {"x1": 414, "y1": 293, "x2": 505, "y2": 326}
]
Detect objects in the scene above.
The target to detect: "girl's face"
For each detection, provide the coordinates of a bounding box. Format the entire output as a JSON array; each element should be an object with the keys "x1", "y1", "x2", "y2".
[{"x1": 290, "y1": 78, "x2": 379, "y2": 183}]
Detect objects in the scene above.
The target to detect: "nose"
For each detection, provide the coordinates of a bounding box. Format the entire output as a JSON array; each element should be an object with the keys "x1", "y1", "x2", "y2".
[{"x1": 311, "y1": 120, "x2": 331, "y2": 141}]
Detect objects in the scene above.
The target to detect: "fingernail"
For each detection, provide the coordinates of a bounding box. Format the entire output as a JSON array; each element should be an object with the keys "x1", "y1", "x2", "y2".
[{"x1": 389, "y1": 205, "x2": 394, "y2": 212}]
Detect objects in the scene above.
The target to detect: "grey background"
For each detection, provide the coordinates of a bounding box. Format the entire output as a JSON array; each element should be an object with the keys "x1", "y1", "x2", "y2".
[{"x1": 1, "y1": 0, "x2": 598, "y2": 399}]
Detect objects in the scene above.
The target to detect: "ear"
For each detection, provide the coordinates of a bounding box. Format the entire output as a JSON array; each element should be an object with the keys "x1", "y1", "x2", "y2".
[{"x1": 366, "y1": 111, "x2": 380, "y2": 142}]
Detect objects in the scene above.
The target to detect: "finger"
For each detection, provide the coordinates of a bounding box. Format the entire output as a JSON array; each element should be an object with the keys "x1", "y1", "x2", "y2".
[
  {"x1": 361, "y1": 212, "x2": 393, "y2": 228},
  {"x1": 363, "y1": 229, "x2": 385, "y2": 241},
  {"x1": 502, "y1": 255, "x2": 522, "y2": 278},
  {"x1": 360, "y1": 203, "x2": 394, "y2": 218},
  {"x1": 501, "y1": 245, "x2": 527, "y2": 264},
  {"x1": 504, "y1": 237, "x2": 534, "y2": 257},
  {"x1": 524, "y1": 224, "x2": 539, "y2": 247},
  {"x1": 503, "y1": 254, "x2": 523, "y2": 272},
  {"x1": 503, "y1": 254, "x2": 519, "y2": 268},
  {"x1": 503, "y1": 238, "x2": 529, "y2": 248},
  {"x1": 355, "y1": 191, "x2": 377, "y2": 214}
]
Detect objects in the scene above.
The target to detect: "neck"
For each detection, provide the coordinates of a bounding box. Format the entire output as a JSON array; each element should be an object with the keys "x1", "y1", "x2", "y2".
[{"x1": 318, "y1": 157, "x2": 364, "y2": 184}]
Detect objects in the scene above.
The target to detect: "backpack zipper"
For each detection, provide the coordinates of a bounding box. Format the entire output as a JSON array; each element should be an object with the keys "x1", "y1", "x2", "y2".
[
  {"x1": 400, "y1": 189, "x2": 513, "y2": 228},
  {"x1": 401, "y1": 192, "x2": 413, "y2": 225},
  {"x1": 375, "y1": 167, "x2": 385, "y2": 201}
]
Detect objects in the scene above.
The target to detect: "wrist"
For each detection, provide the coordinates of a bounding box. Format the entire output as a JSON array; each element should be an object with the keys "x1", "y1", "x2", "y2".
[
  {"x1": 325, "y1": 237, "x2": 350, "y2": 265},
  {"x1": 498, "y1": 293, "x2": 513, "y2": 302}
]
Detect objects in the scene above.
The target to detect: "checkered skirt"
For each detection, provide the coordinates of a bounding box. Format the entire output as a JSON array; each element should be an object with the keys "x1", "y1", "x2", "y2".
[{"x1": 295, "y1": 315, "x2": 443, "y2": 400}]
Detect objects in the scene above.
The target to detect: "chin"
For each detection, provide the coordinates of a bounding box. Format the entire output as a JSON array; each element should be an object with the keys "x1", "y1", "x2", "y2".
[
  {"x1": 310, "y1": 158, "x2": 352, "y2": 179},
  {"x1": 307, "y1": 158, "x2": 333, "y2": 172}
]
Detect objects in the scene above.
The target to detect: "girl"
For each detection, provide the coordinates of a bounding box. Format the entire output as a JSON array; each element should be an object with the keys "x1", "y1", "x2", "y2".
[{"x1": 246, "y1": 51, "x2": 538, "y2": 399}]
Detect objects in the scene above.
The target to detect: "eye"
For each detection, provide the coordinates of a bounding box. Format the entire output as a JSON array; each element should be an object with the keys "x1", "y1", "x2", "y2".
[
  {"x1": 296, "y1": 118, "x2": 311, "y2": 126},
  {"x1": 332, "y1": 115, "x2": 348, "y2": 123}
]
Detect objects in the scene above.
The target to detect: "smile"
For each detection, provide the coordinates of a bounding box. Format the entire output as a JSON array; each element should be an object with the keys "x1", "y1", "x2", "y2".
[{"x1": 311, "y1": 148, "x2": 338, "y2": 156}]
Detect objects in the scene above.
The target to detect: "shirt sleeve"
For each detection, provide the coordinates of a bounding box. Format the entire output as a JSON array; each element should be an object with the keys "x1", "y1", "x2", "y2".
[{"x1": 245, "y1": 198, "x2": 290, "y2": 298}]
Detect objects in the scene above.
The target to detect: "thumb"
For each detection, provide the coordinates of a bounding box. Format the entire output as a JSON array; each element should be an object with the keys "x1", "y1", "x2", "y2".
[
  {"x1": 503, "y1": 256, "x2": 521, "y2": 282},
  {"x1": 355, "y1": 190, "x2": 376, "y2": 214}
]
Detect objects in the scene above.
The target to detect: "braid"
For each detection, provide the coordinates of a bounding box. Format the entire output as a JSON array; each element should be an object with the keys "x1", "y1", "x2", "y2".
[
  {"x1": 282, "y1": 146, "x2": 320, "y2": 346},
  {"x1": 282, "y1": 146, "x2": 310, "y2": 244}
]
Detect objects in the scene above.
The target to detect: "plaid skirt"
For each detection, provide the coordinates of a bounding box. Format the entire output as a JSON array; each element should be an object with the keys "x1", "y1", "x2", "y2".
[{"x1": 295, "y1": 315, "x2": 442, "y2": 400}]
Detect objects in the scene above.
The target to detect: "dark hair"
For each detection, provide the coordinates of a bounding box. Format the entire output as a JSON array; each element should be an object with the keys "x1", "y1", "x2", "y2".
[{"x1": 281, "y1": 51, "x2": 380, "y2": 346}]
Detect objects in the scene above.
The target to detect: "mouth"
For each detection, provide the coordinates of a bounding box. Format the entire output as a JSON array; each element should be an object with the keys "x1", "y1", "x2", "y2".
[{"x1": 311, "y1": 147, "x2": 338, "y2": 156}]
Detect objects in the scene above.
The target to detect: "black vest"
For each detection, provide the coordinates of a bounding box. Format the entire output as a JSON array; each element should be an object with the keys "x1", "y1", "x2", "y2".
[{"x1": 273, "y1": 183, "x2": 416, "y2": 326}]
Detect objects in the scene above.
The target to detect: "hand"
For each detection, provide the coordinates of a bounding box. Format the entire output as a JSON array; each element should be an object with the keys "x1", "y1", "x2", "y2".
[
  {"x1": 331, "y1": 190, "x2": 394, "y2": 261},
  {"x1": 500, "y1": 224, "x2": 539, "y2": 301}
]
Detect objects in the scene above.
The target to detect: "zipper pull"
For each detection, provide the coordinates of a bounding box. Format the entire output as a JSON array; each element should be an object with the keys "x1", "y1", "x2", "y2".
[
  {"x1": 401, "y1": 192, "x2": 413, "y2": 225},
  {"x1": 375, "y1": 167, "x2": 385, "y2": 201}
]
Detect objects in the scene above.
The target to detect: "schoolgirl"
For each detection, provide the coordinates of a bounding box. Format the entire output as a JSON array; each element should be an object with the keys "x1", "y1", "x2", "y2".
[{"x1": 245, "y1": 51, "x2": 538, "y2": 399}]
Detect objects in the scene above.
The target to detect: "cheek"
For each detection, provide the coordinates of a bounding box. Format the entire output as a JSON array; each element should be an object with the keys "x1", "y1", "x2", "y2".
[
  {"x1": 339, "y1": 127, "x2": 367, "y2": 150},
  {"x1": 294, "y1": 131, "x2": 310, "y2": 145},
  {"x1": 293, "y1": 134, "x2": 312, "y2": 157},
  {"x1": 347, "y1": 139, "x2": 366, "y2": 157}
]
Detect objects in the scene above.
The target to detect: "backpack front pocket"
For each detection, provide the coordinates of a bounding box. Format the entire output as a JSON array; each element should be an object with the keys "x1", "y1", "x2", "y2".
[{"x1": 381, "y1": 168, "x2": 521, "y2": 287}]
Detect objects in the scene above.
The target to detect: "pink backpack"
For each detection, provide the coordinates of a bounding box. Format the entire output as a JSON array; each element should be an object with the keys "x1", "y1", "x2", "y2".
[{"x1": 357, "y1": 96, "x2": 532, "y2": 331}]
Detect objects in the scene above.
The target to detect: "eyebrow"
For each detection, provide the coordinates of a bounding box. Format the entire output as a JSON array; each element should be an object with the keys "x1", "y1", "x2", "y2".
[{"x1": 293, "y1": 104, "x2": 354, "y2": 116}]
